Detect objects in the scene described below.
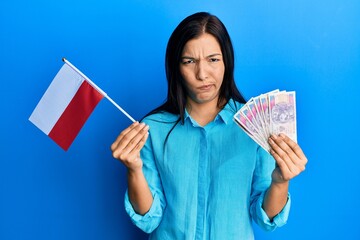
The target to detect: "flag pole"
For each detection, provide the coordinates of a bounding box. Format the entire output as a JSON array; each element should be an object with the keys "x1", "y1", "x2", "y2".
[{"x1": 62, "y1": 58, "x2": 136, "y2": 123}]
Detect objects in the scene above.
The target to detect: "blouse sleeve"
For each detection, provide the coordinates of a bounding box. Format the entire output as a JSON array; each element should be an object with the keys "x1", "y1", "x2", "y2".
[
  {"x1": 249, "y1": 146, "x2": 291, "y2": 231},
  {"x1": 124, "y1": 131, "x2": 166, "y2": 233}
]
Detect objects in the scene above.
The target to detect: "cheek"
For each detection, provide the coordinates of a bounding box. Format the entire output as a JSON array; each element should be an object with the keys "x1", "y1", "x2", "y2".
[
  {"x1": 212, "y1": 63, "x2": 225, "y2": 78},
  {"x1": 179, "y1": 67, "x2": 188, "y2": 81},
  {"x1": 180, "y1": 68, "x2": 194, "y2": 85},
  {"x1": 215, "y1": 68, "x2": 225, "y2": 85}
]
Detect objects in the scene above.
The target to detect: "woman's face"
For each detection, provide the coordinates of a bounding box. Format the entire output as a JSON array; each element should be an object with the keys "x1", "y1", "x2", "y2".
[{"x1": 180, "y1": 33, "x2": 225, "y2": 106}]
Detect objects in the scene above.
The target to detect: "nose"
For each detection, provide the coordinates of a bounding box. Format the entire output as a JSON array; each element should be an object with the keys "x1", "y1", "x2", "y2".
[{"x1": 195, "y1": 61, "x2": 208, "y2": 81}]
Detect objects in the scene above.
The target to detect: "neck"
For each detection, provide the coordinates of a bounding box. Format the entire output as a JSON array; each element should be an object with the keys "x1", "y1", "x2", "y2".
[{"x1": 186, "y1": 98, "x2": 224, "y2": 126}]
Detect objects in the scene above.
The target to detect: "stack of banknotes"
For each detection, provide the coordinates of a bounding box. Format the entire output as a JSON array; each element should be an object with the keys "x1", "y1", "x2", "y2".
[{"x1": 233, "y1": 89, "x2": 297, "y2": 152}]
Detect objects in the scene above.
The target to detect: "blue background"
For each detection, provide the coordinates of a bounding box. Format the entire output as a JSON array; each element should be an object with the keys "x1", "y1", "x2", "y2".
[{"x1": 1, "y1": 0, "x2": 359, "y2": 239}]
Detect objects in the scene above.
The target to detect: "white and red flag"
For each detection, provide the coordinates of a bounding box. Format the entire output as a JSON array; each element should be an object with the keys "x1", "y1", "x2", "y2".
[{"x1": 29, "y1": 59, "x2": 135, "y2": 151}]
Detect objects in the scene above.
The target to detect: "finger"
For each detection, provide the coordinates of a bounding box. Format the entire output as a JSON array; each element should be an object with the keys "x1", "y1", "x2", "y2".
[
  {"x1": 270, "y1": 134, "x2": 298, "y2": 160},
  {"x1": 119, "y1": 130, "x2": 149, "y2": 168},
  {"x1": 111, "y1": 122, "x2": 139, "y2": 151},
  {"x1": 270, "y1": 147, "x2": 297, "y2": 178},
  {"x1": 270, "y1": 150, "x2": 293, "y2": 181},
  {"x1": 127, "y1": 131, "x2": 149, "y2": 159},
  {"x1": 279, "y1": 133, "x2": 308, "y2": 167},
  {"x1": 111, "y1": 123, "x2": 145, "y2": 159},
  {"x1": 269, "y1": 135, "x2": 300, "y2": 175},
  {"x1": 113, "y1": 123, "x2": 147, "y2": 151},
  {"x1": 122, "y1": 124, "x2": 150, "y2": 155},
  {"x1": 277, "y1": 134, "x2": 307, "y2": 172},
  {"x1": 112, "y1": 123, "x2": 148, "y2": 158}
]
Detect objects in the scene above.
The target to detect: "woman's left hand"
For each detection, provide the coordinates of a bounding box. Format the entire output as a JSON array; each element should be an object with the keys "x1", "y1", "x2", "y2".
[{"x1": 268, "y1": 133, "x2": 308, "y2": 184}]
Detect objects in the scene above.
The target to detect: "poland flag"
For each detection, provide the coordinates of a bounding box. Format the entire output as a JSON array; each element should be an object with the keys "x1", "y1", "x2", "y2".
[{"x1": 29, "y1": 63, "x2": 104, "y2": 151}]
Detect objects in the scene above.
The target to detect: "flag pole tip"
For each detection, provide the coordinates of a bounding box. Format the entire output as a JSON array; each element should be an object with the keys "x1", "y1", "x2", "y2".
[{"x1": 62, "y1": 57, "x2": 66, "y2": 62}]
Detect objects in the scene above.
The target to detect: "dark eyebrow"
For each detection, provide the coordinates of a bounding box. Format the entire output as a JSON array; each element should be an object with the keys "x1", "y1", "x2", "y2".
[
  {"x1": 181, "y1": 56, "x2": 195, "y2": 60},
  {"x1": 207, "y1": 53, "x2": 222, "y2": 58},
  {"x1": 181, "y1": 53, "x2": 222, "y2": 59}
]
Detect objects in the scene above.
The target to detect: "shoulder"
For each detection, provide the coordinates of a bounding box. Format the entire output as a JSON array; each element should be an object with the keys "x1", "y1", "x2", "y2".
[
  {"x1": 141, "y1": 111, "x2": 179, "y2": 127},
  {"x1": 223, "y1": 99, "x2": 244, "y2": 113},
  {"x1": 141, "y1": 111, "x2": 180, "y2": 145}
]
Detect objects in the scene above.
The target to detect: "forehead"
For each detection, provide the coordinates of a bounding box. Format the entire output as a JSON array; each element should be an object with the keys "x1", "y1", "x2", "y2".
[{"x1": 182, "y1": 33, "x2": 222, "y2": 54}]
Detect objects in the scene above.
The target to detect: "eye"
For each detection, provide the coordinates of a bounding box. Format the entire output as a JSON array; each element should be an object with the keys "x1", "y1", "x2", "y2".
[
  {"x1": 181, "y1": 59, "x2": 195, "y2": 65},
  {"x1": 209, "y1": 58, "x2": 220, "y2": 62}
]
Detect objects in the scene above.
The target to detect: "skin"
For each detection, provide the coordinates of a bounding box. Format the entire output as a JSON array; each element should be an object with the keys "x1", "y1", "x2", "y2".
[
  {"x1": 180, "y1": 33, "x2": 225, "y2": 126},
  {"x1": 111, "y1": 33, "x2": 308, "y2": 220}
]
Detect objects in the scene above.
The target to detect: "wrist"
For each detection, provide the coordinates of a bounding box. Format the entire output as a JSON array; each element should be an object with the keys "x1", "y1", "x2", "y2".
[
  {"x1": 127, "y1": 167, "x2": 143, "y2": 178},
  {"x1": 271, "y1": 180, "x2": 289, "y2": 190}
]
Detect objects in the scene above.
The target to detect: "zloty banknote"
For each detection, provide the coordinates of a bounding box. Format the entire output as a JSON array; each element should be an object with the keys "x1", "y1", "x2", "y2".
[
  {"x1": 234, "y1": 89, "x2": 297, "y2": 152},
  {"x1": 268, "y1": 91, "x2": 297, "y2": 143},
  {"x1": 253, "y1": 96, "x2": 269, "y2": 136},
  {"x1": 239, "y1": 105, "x2": 270, "y2": 150},
  {"x1": 259, "y1": 89, "x2": 279, "y2": 136},
  {"x1": 233, "y1": 111, "x2": 270, "y2": 151}
]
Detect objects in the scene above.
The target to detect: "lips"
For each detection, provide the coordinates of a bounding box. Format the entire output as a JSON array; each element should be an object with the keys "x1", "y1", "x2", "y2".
[{"x1": 198, "y1": 84, "x2": 212, "y2": 91}]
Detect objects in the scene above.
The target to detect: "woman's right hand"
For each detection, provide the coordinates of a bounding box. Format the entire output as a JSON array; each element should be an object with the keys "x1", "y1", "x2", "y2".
[
  {"x1": 112, "y1": 122, "x2": 153, "y2": 215},
  {"x1": 111, "y1": 122, "x2": 149, "y2": 172}
]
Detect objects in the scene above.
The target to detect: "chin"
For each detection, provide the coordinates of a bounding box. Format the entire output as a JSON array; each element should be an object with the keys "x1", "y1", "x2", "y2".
[{"x1": 195, "y1": 96, "x2": 218, "y2": 104}]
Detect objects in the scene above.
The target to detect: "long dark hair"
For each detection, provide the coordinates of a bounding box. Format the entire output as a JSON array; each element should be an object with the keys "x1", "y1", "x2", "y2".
[{"x1": 144, "y1": 12, "x2": 245, "y2": 127}]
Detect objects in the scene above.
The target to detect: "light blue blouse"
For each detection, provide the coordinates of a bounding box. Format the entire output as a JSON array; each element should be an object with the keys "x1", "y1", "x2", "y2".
[{"x1": 125, "y1": 100, "x2": 290, "y2": 240}]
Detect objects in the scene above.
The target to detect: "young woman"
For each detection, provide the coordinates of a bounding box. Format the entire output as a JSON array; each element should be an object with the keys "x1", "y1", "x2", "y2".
[{"x1": 111, "y1": 12, "x2": 307, "y2": 239}]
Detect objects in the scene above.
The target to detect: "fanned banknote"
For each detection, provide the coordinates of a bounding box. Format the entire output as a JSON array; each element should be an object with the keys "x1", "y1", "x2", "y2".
[
  {"x1": 268, "y1": 91, "x2": 297, "y2": 142},
  {"x1": 234, "y1": 89, "x2": 297, "y2": 152}
]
